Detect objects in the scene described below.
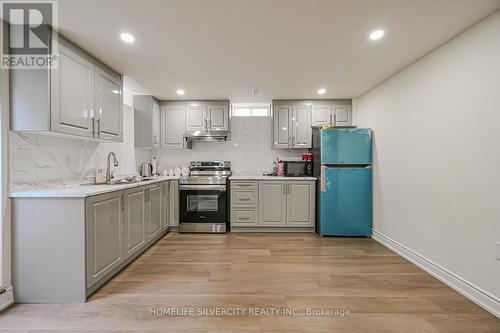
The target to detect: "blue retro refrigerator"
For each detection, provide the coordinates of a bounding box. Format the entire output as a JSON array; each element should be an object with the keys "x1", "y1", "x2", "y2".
[{"x1": 312, "y1": 128, "x2": 372, "y2": 236}]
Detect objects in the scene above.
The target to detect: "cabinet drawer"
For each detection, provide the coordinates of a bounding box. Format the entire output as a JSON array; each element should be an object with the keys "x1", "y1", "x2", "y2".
[
  {"x1": 231, "y1": 190, "x2": 258, "y2": 207},
  {"x1": 231, "y1": 208, "x2": 259, "y2": 227},
  {"x1": 231, "y1": 181, "x2": 258, "y2": 190}
]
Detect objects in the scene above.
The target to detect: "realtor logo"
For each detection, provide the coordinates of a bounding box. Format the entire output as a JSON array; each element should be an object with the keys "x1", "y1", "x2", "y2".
[{"x1": 1, "y1": 0, "x2": 58, "y2": 69}]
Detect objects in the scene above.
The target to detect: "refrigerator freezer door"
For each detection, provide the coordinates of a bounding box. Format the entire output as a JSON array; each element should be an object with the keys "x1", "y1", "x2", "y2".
[
  {"x1": 320, "y1": 129, "x2": 372, "y2": 165},
  {"x1": 319, "y1": 167, "x2": 372, "y2": 236}
]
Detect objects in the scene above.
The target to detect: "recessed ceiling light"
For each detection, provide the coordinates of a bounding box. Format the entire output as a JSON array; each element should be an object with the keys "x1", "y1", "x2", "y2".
[
  {"x1": 317, "y1": 88, "x2": 326, "y2": 95},
  {"x1": 120, "y1": 32, "x2": 135, "y2": 43},
  {"x1": 369, "y1": 30, "x2": 385, "y2": 41},
  {"x1": 176, "y1": 89, "x2": 185, "y2": 96}
]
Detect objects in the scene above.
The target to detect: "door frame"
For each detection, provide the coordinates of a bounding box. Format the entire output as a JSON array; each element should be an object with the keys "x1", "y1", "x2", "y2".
[{"x1": 0, "y1": 19, "x2": 13, "y2": 311}]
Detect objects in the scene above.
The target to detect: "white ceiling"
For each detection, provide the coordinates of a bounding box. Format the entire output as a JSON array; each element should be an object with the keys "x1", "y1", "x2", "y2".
[{"x1": 58, "y1": 0, "x2": 500, "y2": 101}]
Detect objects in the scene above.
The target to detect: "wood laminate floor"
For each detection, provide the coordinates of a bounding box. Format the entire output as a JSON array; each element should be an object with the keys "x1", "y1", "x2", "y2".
[{"x1": 0, "y1": 233, "x2": 499, "y2": 332}]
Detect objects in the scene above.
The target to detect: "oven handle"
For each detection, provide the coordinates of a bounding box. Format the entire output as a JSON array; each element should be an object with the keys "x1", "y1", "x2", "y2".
[{"x1": 179, "y1": 184, "x2": 227, "y2": 191}]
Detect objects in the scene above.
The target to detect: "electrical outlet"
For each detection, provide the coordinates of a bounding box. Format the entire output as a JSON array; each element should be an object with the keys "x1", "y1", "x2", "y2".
[{"x1": 496, "y1": 242, "x2": 500, "y2": 261}]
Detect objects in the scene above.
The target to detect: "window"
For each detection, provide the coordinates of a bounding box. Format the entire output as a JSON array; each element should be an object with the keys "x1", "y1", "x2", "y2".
[{"x1": 232, "y1": 103, "x2": 270, "y2": 117}]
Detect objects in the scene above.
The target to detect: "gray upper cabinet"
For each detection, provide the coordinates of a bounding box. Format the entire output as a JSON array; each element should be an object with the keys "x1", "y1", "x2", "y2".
[
  {"x1": 259, "y1": 181, "x2": 287, "y2": 226},
  {"x1": 273, "y1": 104, "x2": 293, "y2": 148},
  {"x1": 186, "y1": 104, "x2": 206, "y2": 131},
  {"x1": 333, "y1": 104, "x2": 352, "y2": 126},
  {"x1": 161, "y1": 104, "x2": 186, "y2": 149},
  {"x1": 94, "y1": 66, "x2": 123, "y2": 141},
  {"x1": 293, "y1": 104, "x2": 312, "y2": 148},
  {"x1": 51, "y1": 41, "x2": 95, "y2": 138},
  {"x1": 11, "y1": 35, "x2": 123, "y2": 142},
  {"x1": 123, "y1": 187, "x2": 146, "y2": 260},
  {"x1": 147, "y1": 185, "x2": 163, "y2": 240},
  {"x1": 86, "y1": 191, "x2": 123, "y2": 288},
  {"x1": 185, "y1": 101, "x2": 230, "y2": 132},
  {"x1": 134, "y1": 95, "x2": 161, "y2": 148},
  {"x1": 286, "y1": 181, "x2": 315, "y2": 227},
  {"x1": 207, "y1": 104, "x2": 229, "y2": 131},
  {"x1": 273, "y1": 102, "x2": 311, "y2": 148},
  {"x1": 273, "y1": 100, "x2": 353, "y2": 149},
  {"x1": 312, "y1": 104, "x2": 332, "y2": 127}
]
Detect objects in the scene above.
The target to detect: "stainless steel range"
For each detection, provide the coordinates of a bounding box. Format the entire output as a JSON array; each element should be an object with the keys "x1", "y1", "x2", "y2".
[{"x1": 179, "y1": 161, "x2": 231, "y2": 233}]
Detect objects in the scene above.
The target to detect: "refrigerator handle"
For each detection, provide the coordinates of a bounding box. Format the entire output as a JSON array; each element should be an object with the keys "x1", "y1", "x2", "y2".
[{"x1": 320, "y1": 166, "x2": 327, "y2": 192}]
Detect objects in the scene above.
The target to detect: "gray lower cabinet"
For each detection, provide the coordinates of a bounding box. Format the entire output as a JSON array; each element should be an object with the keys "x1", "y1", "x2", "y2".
[
  {"x1": 86, "y1": 192, "x2": 123, "y2": 288},
  {"x1": 259, "y1": 181, "x2": 287, "y2": 227},
  {"x1": 12, "y1": 180, "x2": 175, "y2": 303},
  {"x1": 147, "y1": 184, "x2": 163, "y2": 240},
  {"x1": 230, "y1": 179, "x2": 315, "y2": 230},
  {"x1": 169, "y1": 180, "x2": 180, "y2": 227},
  {"x1": 286, "y1": 181, "x2": 315, "y2": 227},
  {"x1": 162, "y1": 182, "x2": 170, "y2": 230},
  {"x1": 123, "y1": 187, "x2": 147, "y2": 260}
]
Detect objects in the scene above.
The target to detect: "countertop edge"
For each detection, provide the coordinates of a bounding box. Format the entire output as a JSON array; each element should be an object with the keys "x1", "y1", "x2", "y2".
[
  {"x1": 10, "y1": 176, "x2": 181, "y2": 198},
  {"x1": 229, "y1": 176, "x2": 317, "y2": 180}
]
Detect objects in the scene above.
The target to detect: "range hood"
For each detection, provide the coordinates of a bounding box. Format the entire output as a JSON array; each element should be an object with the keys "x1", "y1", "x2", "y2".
[{"x1": 184, "y1": 130, "x2": 230, "y2": 142}]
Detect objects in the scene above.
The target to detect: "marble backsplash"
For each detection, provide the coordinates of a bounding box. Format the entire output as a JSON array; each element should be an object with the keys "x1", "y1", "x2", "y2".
[
  {"x1": 9, "y1": 104, "x2": 151, "y2": 188},
  {"x1": 9, "y1": 110, "x2": 304, "y2": 190},
  {"x1": 153, "y1": 117, "x2": 304, "y2": 176}
]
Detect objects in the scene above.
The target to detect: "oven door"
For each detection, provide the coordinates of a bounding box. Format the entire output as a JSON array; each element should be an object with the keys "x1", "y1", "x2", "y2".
[{"x1": 179, "y1": 184, "x2": 228, "y2": 231}]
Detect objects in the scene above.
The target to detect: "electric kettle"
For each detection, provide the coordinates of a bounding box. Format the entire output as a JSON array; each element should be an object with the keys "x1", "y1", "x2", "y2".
[{"x1": 141, "y1": 161, "x2": 153, "y2": 177}]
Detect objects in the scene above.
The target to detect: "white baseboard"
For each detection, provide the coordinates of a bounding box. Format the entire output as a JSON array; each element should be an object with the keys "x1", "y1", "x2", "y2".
[
  {"x1": 372, "y1": 229, "x2": 500, "y2": 318},
  {"x1": 0, "y1": 286, "x2": 14, "y2": 311}
]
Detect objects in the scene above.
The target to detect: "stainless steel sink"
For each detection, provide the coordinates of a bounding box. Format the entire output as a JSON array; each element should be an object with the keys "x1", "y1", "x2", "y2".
[{"x1": 81, "y1": 176, "x2": 145, "y2": 186}]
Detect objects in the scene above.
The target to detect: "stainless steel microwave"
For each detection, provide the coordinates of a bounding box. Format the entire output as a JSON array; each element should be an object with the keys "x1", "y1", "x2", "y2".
[{"x1": 283, "y1": 160, "x2": 312, "y2": 177}]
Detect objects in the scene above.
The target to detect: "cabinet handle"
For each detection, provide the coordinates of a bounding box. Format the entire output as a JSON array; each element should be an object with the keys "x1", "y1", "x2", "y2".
[
  {"x1": 283, "y1": 184, "x2": 286, "y2": 194},
  {"x1": 97, "y1": 119, "x2": 101, "y2": 137},
  {"x1": 92, "y1": 118, "x2": 95, "y2": 137},
  {"x1": 238, "y1": 198, "x2": 251, "y2": 201},
  {"x1": 333, "y1": 114, "x2": 336, "y2": 126},
  {"x1": 121, "y1": 195, "x2": 125, "y2": 210},
  {"x1": 238, "y1": 217, "x2": 251, "y2": 221},
  {"x1": 329, "y1": 114, "x2": 333, "y2": 124}
]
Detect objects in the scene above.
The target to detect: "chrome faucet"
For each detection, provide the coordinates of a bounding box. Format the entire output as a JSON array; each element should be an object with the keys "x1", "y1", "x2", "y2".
[{"x1": 106, "y1": 152, "x2": 119, "y2": 182}]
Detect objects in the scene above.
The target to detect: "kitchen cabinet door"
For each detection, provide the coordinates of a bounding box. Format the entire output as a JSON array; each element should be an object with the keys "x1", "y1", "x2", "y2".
[
  {"x1": 86, "y1": 192, "x2": 123, "y2": 288},
  {"x1": 147, "y1": 185, "x2": 163, "y2": 241},
  {"x1": 333, "y1": 105, "x2": 352, "y2": 126},
  {"x1": 123, "y1": 188, "x2": 146, "y2": 260},
  {"x1": 293, "y1": 104, "x2": 312, "y2": 148},
  {"x1": 152, "y1": 101, "x2": 161, "y2": 148},
  {"x1": 312, "y1": 104, "x2": 332, "y2": 127},
  {"x1": 273, "y1": 104, "x2": 292, "y2": 148},
  {"x1": 169, "y1": 180, "x2": 180, "y2": 227},
  {"x1": 286, "y1": 181, "x2": 315, "y2": 227},
  {"x1": 186, "y1": 104, "x2": 206, "y2": 131},
  {"x1": 259, "y1": 181, "x2": 287, "y2": 226},
  {"x1": 161, "y1": 105, "x2": 186, "y2": 148},
  {"x1": 162, "y1": 181, "x2": 170, "y2": 230},
  {"x1": 94, "y1": 66, "x2": 123, "y2": 142},
  {"x1": 207, "y1": 104, "x2": 229, "y2": 131},
  {"x1": 51, "y1": 41, "x2": 95, "y2": 138}
]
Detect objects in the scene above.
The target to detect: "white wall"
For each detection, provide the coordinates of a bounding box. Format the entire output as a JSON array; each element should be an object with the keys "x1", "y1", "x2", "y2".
[
  {"x1": 153, "y1": 117, "x2": 303, "y2": 175},
  {"x1": 357, "y1": 11, "x2": 500, "y2": 314}
]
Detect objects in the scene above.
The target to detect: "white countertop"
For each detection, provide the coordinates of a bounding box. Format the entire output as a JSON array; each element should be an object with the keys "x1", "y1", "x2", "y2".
[
  {"x1": 229, "y1": 176, "x2": 317, "y2": 181},
  {"x1": 10, "y1": 176, "x2": 180, "y2": 198}
]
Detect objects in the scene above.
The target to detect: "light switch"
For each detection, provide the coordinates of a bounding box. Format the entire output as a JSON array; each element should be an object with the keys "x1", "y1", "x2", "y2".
[{"x1": 496, "y1": 242, "x2": 500, "y2": 261}]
